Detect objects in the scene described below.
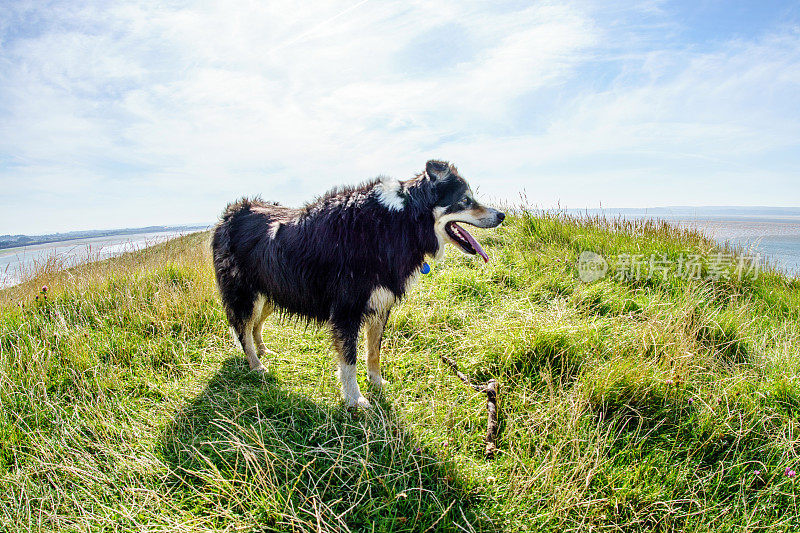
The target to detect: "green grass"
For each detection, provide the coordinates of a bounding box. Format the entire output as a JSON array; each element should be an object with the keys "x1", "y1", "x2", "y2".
[{"x1": 2, "y1": 212, "x2": 800, "y2": 532}]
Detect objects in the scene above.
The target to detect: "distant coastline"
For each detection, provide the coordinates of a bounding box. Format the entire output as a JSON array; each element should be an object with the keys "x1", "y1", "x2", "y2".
[
  {"x1": 0, "y1": 224, "x2": 211, "y2": 251},
  {"x1": 0, "y1": 226, "x2": 211, "y2": 289}
]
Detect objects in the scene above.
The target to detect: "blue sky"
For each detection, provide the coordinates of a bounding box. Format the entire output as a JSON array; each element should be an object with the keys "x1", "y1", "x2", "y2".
[{"x1": 1, "y1": 0, "x2": 799, "y2": 234}]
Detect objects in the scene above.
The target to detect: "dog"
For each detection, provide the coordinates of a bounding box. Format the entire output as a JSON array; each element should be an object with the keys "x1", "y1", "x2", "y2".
[{"x1": 211, "y1": 160, "x2": 505, "y2": 407}]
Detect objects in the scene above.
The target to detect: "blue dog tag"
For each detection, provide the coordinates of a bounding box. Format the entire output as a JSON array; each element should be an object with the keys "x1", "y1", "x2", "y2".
[{"x1": 421, "y1": 262, "x2": 431, "y2": 274}]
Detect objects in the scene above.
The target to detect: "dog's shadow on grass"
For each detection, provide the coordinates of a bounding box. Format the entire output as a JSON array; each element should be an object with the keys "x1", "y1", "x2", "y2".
[{"x1": 159, "y1": 357, "x2": 497, "y2": 532}]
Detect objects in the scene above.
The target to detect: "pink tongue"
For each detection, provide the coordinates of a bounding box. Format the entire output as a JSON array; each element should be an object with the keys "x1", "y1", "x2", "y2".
[{"x1": 453, "y1": 223, "x2": 489, "y2": 262}]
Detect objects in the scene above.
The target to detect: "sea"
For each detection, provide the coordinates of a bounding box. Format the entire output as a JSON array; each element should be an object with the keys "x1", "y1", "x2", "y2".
[
  {"x1": 653, "y1": 216, "x2": 800, "y2": 277},
  {"x1": 0, "y1": 230, "x2": 205, "y2": 289}
]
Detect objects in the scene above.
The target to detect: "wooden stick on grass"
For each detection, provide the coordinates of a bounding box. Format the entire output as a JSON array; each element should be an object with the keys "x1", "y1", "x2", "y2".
[{"x1": 439, "y1": 354, "x2": 500, "y2": 458}]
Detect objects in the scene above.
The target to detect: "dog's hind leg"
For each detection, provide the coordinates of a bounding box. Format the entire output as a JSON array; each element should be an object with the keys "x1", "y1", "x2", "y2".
[
  {"x1": 365, "y1": 312, "x2": 389, "y2": 388},
  {"x1": 253, "y1": 302, "x2": 276, "y2": 357},
  {"x1": 331, "y1": 321, "x2": 370, "y2": 408},
  {"x1": 239, "y1": 296, "x2": 269, "y2": 373}
]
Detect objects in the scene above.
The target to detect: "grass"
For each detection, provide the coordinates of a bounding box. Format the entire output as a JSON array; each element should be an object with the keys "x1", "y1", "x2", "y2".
[{"x1": 1, "y1": 211, "x2": 800, "y2": 532}]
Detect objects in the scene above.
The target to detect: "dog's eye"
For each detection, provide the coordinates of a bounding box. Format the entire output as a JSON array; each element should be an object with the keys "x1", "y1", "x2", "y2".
[{"x1": 460, "y1": 197, "x2": 472, "y2": 208}]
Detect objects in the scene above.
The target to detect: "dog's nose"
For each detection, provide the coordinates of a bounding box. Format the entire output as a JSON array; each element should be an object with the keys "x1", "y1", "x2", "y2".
[{"x1": 497, "y1": 212, "x2": 505, "y2": 222}]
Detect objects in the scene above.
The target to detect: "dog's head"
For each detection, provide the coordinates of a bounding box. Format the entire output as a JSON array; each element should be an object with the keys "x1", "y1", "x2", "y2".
[{"x1": 423, "y1": 160, "x2": 505, "y2": 262}]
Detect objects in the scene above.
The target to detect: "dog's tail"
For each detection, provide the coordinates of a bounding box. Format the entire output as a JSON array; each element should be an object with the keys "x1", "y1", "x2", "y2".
[
  {"x1": 211, "y1": 197, "x2": 265, "y2": 290},
  {"x1": 211, "y1": 197, "x2": 262, "y2": 263},
  {"x1": 211, "y1": 200, "x2": 252, "y2": 334}
]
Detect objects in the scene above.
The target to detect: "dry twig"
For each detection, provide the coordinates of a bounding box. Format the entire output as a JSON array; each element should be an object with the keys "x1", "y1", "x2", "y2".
[{"x1": 439, "y1": 355, "x2": 500, "y2": 458}]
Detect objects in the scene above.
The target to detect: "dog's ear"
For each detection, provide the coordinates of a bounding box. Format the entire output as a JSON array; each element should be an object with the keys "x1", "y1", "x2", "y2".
[{"x1": 425, "y1": 160, "x2": 451, "y2": 182}]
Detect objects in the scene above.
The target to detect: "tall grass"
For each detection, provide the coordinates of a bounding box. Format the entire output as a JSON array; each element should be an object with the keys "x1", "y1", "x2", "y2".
[{"x1": 1, "y1": 213, "x2": 799, "y2": 532}]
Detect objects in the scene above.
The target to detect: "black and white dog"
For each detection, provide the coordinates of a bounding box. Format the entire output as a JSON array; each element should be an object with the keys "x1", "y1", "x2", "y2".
[{"x1": 211, "y1": 160, "x2": 505, "y2": 407}]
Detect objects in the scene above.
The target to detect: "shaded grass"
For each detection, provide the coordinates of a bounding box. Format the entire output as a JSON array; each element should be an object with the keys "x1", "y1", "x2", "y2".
[
  {"x1": 160, "y1": 358, "x2": 487, "y2": 532},
  {"x1": 2, "y1": 212, "x2": 800, "y2": 532}
]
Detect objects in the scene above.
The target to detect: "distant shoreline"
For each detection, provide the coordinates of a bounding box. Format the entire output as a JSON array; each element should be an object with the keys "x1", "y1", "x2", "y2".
[
  {"x1": 0, "y1": 228, "x2": 208, "y2": 289},
  {"x1": 0, "y1": 224, "x2": 211, "y2": 251}
]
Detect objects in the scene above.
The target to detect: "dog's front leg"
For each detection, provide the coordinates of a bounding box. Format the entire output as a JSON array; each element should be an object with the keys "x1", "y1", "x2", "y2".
[
  {"x1": 331, "y1": 321, "x2": 370, "y2": 408},
  {"x1": 365, "y1": 312, "x2": 389, "y2": 388}
]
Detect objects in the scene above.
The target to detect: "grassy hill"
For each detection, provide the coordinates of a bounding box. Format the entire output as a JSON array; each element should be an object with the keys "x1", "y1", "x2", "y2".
[{"x1": 1, "y1": 212, "x2": 799, "y2": 532}]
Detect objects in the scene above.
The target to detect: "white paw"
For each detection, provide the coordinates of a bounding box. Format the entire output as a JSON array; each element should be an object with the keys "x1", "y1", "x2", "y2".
[
  {"x1": 347, "y1": 395, "x2": 372, "y2": 409},
  {"x1": 368, "y1": 373, "x2": 390, "y2": 388}
]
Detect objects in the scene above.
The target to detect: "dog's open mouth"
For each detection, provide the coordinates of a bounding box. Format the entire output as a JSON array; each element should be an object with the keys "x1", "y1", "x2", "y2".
[{"x1": 445, "y1": 222, "x2": 489, "y2": 262}]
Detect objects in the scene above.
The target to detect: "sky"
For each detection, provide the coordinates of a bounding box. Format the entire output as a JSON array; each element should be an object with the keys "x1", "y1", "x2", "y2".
[{"x1": 1, "y1": 0, "x2": 799, "y2": 234}]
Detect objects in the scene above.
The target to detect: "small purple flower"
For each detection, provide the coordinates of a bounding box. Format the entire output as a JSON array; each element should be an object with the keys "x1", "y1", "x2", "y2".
[
  {"x1": 665, "y1": 379, "x2": 674, "y2": 385},
  {"x1": 786, "y1": 468, "x2": 796, "y2": 478},
  {"x1": 414, "y1": 447, "x2": 421, "y2": 454},
  {"x1": 754, "y1": 470, "x2": 761, "y2": 476},
  {"x1": 687, "y1": 398, "x2": 694, "y2": 405},
  {"x1": 41, "y1": 285, "x2": 48, "y2": 293}
]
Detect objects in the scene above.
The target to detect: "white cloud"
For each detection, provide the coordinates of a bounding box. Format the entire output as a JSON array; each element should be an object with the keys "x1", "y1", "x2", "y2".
[{"x1": 0, "y1": 1, "x2": 798, "y2": 233}]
